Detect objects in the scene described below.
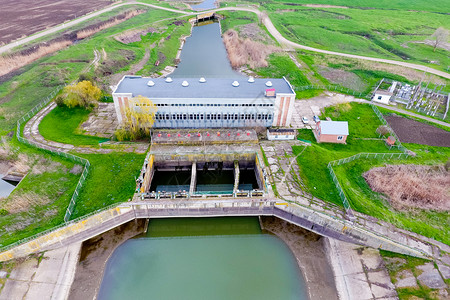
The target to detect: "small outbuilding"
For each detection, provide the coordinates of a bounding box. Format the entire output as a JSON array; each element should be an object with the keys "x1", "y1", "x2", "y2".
[
  {"x1": 372, "y1": 90, "x2": 393, "y2": 105},
  {"x1": 267, "y1": 129, "x2": 296, "y2": 140},
  {"x1": 314, "y1": 121, "x2": 349, "y2": 144}
]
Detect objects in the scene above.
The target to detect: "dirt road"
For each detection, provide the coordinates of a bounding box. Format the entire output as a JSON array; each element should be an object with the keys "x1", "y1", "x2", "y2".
[{"x1": 0, "y1": 1, "x2": 449, "y2": 81}]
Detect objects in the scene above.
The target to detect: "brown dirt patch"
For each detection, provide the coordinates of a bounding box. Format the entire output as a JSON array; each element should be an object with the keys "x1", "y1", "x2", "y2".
[
  {"x1": 364, "y1": 164, "x2": 450, "y2": 211},
  {"x1": 316, "y1": 66, "x2": 367, "y2": 92},
  {"x1": 384, "y1": 115, "x2": 450, "y2": 147},
  {"x1": 303, "y1": 4, "x2": 349, "y2": 9},
  {"x1": 0, "y1": 0, "x2": 113, "y2": 45}
]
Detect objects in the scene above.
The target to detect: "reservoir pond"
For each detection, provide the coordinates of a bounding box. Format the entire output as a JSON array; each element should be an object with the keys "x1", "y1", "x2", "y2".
[{"x1": 97, "y1": 217, "x2": 308, "y2": 300}]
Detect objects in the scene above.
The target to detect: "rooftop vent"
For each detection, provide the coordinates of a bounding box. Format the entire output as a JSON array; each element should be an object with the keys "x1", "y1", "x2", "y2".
[
  {"x1": 232, "y1": 81, "x2": 240, "y2": 87},
  {"x1": 265, "y1": 81, "x2": 273, "y2": 87},
  {"x1": 199, "y1": 77, "x2": 206, "y2": 83},
  {"x1": 248, "y1": 76, "x2": 255, "y2": 83},
  {"x1": 182, "y1": 80, "x2": 189, "y2": 87},
  {"x1": 147, "y1": 80, "x2": 155, "y2": 87},
  {"x1": 165, "y1": 77, "x2": 173, "y2": 83}
]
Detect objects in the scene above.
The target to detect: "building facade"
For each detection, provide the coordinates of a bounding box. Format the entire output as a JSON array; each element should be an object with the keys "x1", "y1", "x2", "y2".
[
  {"x1": 112, "y1": 76, "x2": 296, "y2": 128},
  {"x1": 314, "y1": 121, "x2": 349, "y2": 144}
]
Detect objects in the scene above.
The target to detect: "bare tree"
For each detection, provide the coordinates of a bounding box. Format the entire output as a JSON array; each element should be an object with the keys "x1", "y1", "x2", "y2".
[{"x1": 431, "y1": 27, "x2": 449, "y2": 52}]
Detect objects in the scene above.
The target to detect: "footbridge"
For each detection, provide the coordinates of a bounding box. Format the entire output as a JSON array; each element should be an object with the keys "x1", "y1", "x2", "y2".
[{"x1": 1, "y1": 199, "x2": 446, "y2": 262}]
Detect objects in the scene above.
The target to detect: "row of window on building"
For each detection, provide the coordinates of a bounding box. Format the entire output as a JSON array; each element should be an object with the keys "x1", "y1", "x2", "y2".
[
  {"x1": 153, "y1": 103, "x2": 275, "y2": 107},
  {"x1": 155, "y1": 113, "x2": 273, "y2": 121}
]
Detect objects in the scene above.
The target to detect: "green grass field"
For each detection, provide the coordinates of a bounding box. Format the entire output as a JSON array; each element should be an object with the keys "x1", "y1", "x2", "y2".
[
  {"x1": 70, "y1": 152, "x2": 145, "y2": 219},
  {"x1": 234, "y1": 0, "x2": 450, "y2": 71},
  {"x1": 294, "y1": 102, "x2": 392, "y2": 203},
  {"x1": 39, "y1": 106, "x2": 105, "y2": 146},
  {"x1": 293, "y1": 102, "x2": 449, "y2": 244}
]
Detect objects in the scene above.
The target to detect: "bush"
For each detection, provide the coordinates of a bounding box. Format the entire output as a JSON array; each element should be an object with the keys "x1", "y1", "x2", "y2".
[{"x1": 60, "y1": 80, "x2": 101, "y2": 108}]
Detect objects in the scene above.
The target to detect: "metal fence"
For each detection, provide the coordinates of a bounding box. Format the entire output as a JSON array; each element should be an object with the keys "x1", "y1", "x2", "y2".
[
  {"x1": 327, "y1": 152, "x2": 409, "y2": 221},
  {"x1": 294, "y1": 84, "x2": 369, "y2": 99},
  {"x1": 15, "y1": 86, "x2": 90, "y2": 222},
  {"x1": 370, "y1": 104, "x2": 408, "y2": 153}
]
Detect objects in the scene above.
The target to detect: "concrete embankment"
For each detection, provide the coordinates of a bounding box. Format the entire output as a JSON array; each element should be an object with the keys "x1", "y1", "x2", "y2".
[{"x1": 260, "y1": 216, "x2": 338, "y2": 300}]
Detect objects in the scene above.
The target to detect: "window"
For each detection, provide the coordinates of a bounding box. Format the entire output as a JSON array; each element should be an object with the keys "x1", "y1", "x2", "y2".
[
  {"x1": 217, "y1": 114, "x2": 221, "y2": 120},
  {"x1": 337, "y1": 136, "x2": 343, "y2": 140},
  {"x1": 268, "y1": 114, "x2": 272, "y2": 120},
  {"x1": 206, "y1": 114, "x2": 211, "y2": 120},
  {"x1": 183, "y1": 114, "x2": 187, "y2": 120},
  {"x1": 378, "y1": 96, "x2": 382, "y2": 100},
  {"x1": 165, "y1": 114, "x2": 170, "y2": 120},
  {"x1": 224, "y1": 114, "x2": 228, "y2": 120}
]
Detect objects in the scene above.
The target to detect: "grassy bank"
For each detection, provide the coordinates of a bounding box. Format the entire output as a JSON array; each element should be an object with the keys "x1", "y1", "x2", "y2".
[
  {"x1": 71, "y1": 152, "x2": 145, "y2": 219},
  {"x1": 256, "y1": 53, "x2": 310, "y2": 98},
  {"x1": 333, "y1": 145, "x2": 449, "y2": 244},
  {"x1": 39, "y1": 106, "x2": 105, "y2": 146},
  {"x1": 0, "y1": 139, "x2": 79, "y2": 247}
]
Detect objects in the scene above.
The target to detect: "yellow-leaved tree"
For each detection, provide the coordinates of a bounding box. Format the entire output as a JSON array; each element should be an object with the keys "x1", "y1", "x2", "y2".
[
  {"x1": 116, "y1": 95, "x2": 157, "y2": 141},
  {"x1": 57, "y1": 80, "x2": 102, "y2": 108}
]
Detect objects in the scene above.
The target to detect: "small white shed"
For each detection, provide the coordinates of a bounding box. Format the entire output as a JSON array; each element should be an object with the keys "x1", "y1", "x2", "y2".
[
  {"x1": 267, "y1": 129, "x2": 296, "y2": 140},
  {"x1": 372, "y1": 90, "x2": 393, "y2": 105}
]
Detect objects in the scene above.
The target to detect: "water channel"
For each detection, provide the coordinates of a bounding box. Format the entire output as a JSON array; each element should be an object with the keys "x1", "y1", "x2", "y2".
[
  {"x1": 97, "y1": 21, "x2": 309, "y2": 299},
  {"x1": 171, "y1": 22, "x2": 242, "y2": 78},
  {"x1": 0, "y1": 174, "x2": 17, "y2": 198},
  {"x1": 98, "y1": 218, "x2": 308, "y2": 300}
]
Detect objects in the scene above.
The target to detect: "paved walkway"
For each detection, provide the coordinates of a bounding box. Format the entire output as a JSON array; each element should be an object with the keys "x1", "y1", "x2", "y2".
[
  {"x1": 0, "y1": 243, "x2": 81, "y2": 300},
  {"x1": 23, "y1": 102, "x2": 149, "y2": 154},
  {"x1": 1, "y1": 2, "x2": 449, "y2": 80}
]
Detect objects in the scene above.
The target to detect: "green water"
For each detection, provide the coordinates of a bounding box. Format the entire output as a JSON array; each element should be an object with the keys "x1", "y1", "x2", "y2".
[{"x1": 97, "y1": 217, "x2": 308, "y2": 300}]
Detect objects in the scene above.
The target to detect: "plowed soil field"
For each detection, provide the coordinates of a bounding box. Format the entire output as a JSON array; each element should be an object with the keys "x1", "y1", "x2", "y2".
[
  {"x1": 0, "y1": 0, "x2": 112, "y2": 45},
  {"x1": 385, "y1": 115, "x2": 450, "y2": 147}
]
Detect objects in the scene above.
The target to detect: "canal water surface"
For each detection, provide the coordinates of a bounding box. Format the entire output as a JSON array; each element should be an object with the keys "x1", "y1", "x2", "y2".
[
  {"x1": 171, "y1": 22, "x2": 241, "y2": 78},
  {"x1": 97, "y1": 217, "x2": 308, "y2": 300}
]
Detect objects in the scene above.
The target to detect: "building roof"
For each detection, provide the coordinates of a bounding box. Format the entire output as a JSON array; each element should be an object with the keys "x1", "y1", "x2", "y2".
[
  {"x1": 267, "y1": 129, "x2": 296, "y2": 135},
  {"x1": 319, "y1": 121, "x2": 349, "y2": 135},
  {"x1": 113, "y1": 76, "x2": 295, "y2": 99},
  {"x1": 374, "y1": 90, "x2": 393, "y2": 96}
]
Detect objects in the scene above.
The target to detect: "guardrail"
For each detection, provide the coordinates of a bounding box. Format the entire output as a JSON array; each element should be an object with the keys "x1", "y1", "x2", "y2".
[
  {"x1": 0, "y1": 202, "x2": 120, "y2": 253},
  {"x1": 15, "y1": 86, "x2": 90, "y2": 222}
]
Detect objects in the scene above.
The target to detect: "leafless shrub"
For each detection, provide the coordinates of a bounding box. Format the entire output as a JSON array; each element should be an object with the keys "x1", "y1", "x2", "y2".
[
  {"x1": 363, "y1": 164, "x2": 450, "y2": 211},
  {"x1": 70, "y1": 165, "x2": 83, "y2": 175},
  {"x1": 77, "y1": 10, "x2": 145, "y2": 40},
  {"x1": 222, "y1": 30, "x2": 278, "y2": 69},
  {"x1": 115, "y1": 27, "x2": 157, "y2": 44},
  {"x1": 31, "y1": 158, "x2": 66, "y2": 175},
  {"x1": 0, "y1": 40, "x2": 72, "y2": 77},
  {"x1": 2, "y1": 192, "x2": 51, "y2": 214}
]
